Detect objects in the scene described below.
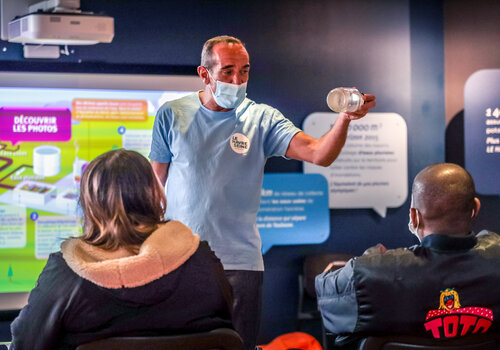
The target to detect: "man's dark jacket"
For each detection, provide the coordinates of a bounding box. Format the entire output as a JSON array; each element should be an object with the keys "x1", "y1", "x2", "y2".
[{"x1": 316, "y1": 231, "x2": 500, "y2": 342}]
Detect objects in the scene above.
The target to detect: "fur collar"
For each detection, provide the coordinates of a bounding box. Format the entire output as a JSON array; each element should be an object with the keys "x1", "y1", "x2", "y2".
[{"x1": 61, "y1": 221, "x2": 200, "y2": 289}]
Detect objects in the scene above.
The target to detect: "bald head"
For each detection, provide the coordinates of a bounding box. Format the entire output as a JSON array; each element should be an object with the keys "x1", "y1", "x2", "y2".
[{"x1": 411, "y1": 163, "x2": 478, "y2": 235}]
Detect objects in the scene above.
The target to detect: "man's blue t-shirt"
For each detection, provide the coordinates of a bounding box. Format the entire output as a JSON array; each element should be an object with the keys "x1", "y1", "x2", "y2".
[{"x1": 149, "y1": 92, "x2": 300, "y2": 270}]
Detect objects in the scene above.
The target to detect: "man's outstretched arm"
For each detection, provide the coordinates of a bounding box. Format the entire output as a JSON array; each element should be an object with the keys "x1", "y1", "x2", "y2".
[{"x1": 286, "y1": 94, "x2": 375, "y2": 166}]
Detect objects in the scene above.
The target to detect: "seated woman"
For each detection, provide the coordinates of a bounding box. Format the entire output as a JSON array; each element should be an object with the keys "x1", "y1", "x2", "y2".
[{"x1": 10, "y1": 149, "x2": 233, "y2": 350}]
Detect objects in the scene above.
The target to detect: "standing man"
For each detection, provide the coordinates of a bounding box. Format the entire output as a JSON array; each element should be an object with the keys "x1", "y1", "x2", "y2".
[{"x1": 149, "y1": 35, "x2": 376, "y2": 350}]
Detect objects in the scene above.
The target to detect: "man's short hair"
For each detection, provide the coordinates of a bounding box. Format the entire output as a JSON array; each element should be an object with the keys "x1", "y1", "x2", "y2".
[{"x1": 201, "y1": 35, "x2": 244, "y2": 71}]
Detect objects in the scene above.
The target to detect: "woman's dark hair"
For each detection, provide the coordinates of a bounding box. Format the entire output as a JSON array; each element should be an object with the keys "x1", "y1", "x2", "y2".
[{"x1": 79, "y1": 149, "x2": 166, "y2": 251}]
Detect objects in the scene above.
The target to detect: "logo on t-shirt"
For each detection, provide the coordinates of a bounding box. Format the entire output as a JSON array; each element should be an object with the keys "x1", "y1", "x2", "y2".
[
  {"x1": 230, "y1": 133, "x2": 250, "y2": 154},
  {"x1": 424, "y1": 288, "x2": 493, "y2": 339}
]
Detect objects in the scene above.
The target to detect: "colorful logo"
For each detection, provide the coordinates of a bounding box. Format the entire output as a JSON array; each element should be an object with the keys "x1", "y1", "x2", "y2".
[{"x1": 424, "y1": 288, "x2": 493, "y2": 339}]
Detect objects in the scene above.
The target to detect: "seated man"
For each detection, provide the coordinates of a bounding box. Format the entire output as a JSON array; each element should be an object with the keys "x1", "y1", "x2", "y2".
[{"x1": 315, "y1": 163, "x2": 500, "y2": 348}]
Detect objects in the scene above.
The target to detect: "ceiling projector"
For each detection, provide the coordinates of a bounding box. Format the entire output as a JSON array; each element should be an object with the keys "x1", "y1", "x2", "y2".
[{"x1": 8, "y1": 12, "x2": 114, "y2": 45}]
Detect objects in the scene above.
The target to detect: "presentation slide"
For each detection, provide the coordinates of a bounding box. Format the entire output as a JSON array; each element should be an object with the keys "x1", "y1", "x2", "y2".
[{"x1": 0, "y1": 72, "x2": 201, "y2": 308}]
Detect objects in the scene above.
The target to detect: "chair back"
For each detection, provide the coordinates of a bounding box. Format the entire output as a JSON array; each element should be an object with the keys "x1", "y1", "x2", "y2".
[
  {"x1": 75, "y1": 328, "x2": 244, "y2": 350},
  {"x1": 296, "y1": 252, "x2": 353, "y2": 350},
  {"x1": 302, "y1": 253, "x2": 353, "y2": 298},
  {"x1": 359, "y1": 333, "x2": 500, "y2": 350}
]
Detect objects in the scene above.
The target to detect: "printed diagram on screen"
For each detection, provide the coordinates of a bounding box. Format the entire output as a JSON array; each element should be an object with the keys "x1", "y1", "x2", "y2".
[
  {"x1": 0, "y1": 84, "x2": 196, "y2": 294},
  {"x1": 0, "y1": 89, "x2": 186, "y2": 216}
]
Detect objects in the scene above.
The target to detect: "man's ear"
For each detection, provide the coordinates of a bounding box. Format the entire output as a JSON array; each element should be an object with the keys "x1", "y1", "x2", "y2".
[
  {"x1": 471, "y1": 197, "x2": 481, "y2": 218},
  {"x1": 197, "y1": 66, "x2": 210, "y2": 85},
  {"x1": 409, "y1": 208, "x2": 418, "y2": 228}
]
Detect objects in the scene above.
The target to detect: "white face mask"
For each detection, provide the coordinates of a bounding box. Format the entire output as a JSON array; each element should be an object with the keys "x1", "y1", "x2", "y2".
[
  {"x1": 408, "y1": 210, "x2": 421, "y2": 242},
  {"x1": 207, "y1": 70, "x2": 247, "y2": 109}
]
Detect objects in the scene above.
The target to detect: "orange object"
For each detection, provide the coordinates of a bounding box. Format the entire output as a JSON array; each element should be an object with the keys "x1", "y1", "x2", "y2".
[{"x1": 260, "y1": 332, "x2": 322, "y2": 350}]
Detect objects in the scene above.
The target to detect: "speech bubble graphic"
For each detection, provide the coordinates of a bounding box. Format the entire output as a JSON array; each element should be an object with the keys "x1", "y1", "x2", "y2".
[
  {"x1": 35, "y1": 216, "x2": 81, "y2": 259},
  {"x1": 258, "y1": 173, "x2": 329, "y2": 254},
  {"x1": 72, "y1": 99, "x2": 148, "y2": 121},
  {"x1": 0, "y1": 107, "x2": 71, "y2": 145},
  {"x1": 303, "y1": 112, "x2": 408, "y2": 217},
  {"x1": 121, "y1": 128, "x2": 153, "y2": 157},
  {"x1": 0, "y1": 205, "x2": 26, "y2": 249},
  {"x1": 464, "y1": 69, "x2": 500, "y2": 195}
]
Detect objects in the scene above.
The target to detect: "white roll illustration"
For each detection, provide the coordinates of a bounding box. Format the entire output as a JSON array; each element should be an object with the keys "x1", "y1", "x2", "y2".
[{"x1": 33, "y1": 145, "x2": 61, "y2": 177}]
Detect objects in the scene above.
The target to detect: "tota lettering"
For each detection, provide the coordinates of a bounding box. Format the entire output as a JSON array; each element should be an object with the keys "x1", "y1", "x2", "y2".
[{"x1": 425, "y1": 313, "x2": 492, "y2": 339}]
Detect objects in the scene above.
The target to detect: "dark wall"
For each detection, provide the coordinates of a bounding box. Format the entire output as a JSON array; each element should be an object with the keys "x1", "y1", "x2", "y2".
[
  {"x1": 0, "y1": 0, "x2": 457, "y2": 344},
  {"x1": 443, "y1": 0, "x2": 500, "y2": 239}
]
